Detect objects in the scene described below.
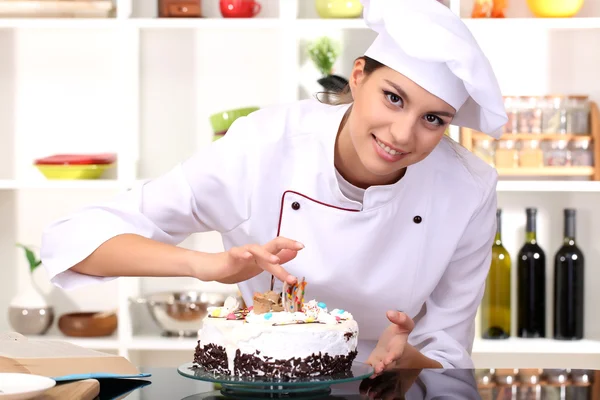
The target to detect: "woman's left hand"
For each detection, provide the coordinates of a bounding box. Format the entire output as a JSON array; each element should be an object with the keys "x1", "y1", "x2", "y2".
[{"x1": 366, "y1": 310, "x2": 415, "y2": 377}]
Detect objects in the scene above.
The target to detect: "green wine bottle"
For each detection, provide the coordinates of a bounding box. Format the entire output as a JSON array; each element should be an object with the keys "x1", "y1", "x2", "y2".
[{"x1": 481, "y1": 209, "x2": 512, "y2": 339}]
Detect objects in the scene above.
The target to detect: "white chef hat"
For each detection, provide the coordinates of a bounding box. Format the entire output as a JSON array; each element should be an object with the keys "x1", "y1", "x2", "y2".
[{"x1": 360, "y1": 0, "x2": 507, "y2": 139}]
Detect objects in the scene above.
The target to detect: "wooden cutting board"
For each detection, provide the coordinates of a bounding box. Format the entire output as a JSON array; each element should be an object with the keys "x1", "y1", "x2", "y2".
[
  {"x1": 36, "y1": 379, "x2": 100, "y2": 400},
  {"x1": 2, "y1": 362, "x2": 99, "y2": 400}
]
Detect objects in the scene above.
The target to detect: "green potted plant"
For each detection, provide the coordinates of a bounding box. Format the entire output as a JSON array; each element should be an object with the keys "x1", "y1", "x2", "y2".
[
  {"x1": 307, "y1": 36, "x2": 348, "y2": 93},
  {"x1": 8, "y1": 244, "x2": 54, "y2": 335}
]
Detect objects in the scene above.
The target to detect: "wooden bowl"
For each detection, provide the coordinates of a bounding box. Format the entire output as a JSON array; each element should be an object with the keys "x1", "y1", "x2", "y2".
[{"x1": 58, "y1": 311, "x2": 118, "y2": 337}]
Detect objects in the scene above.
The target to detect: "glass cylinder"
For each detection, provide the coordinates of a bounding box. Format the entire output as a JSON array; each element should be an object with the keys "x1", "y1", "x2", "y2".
[
  {"x1": 541, "y1": 96, "x2": 568, "y2": 134},
  {"x1": 473, "y1": 138, "x2": 495, "y2": 166},
  {"x1": 566, "y1": 96, "x2": 590, "y2": 134},
  {"x1": 541, "y1": 140, "x2": 570, "y2": 166},
  {"x1": 495, "y1": 140, "x2": 519, "y2": 168},
  {"x1": 568, "y1": 139, "x2": 594, "y2": 166},
  {"x1": 518, "y1": 96, "x2": 542, "y2": 134},
  {"x1": 519, "y1": 140, "x2": 544, "y2": 168},
  {"x1": 503, "y1": 96, "x2": 520, "y2": 134}
]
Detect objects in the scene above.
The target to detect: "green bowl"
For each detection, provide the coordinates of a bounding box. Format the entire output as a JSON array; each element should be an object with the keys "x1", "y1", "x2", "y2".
[{"x1": 209, "y1": 107, "x2": 259, "y2": 133}]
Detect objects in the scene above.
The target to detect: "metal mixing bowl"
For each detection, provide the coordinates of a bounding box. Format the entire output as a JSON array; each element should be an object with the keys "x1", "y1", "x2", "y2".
[{"x1": 131, "y1": 291, "x2": 231, "y2": 337}]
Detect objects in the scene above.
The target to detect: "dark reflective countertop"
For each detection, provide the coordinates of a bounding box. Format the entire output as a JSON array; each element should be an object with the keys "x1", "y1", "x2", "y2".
[{"x1": 96, "y1": 367, "x2": 599, "y2": 400}]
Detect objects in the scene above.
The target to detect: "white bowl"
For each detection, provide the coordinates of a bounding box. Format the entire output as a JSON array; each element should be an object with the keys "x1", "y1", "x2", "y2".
[{"x1": 0, "y1": 373, "x2": 56, "y2": 400}]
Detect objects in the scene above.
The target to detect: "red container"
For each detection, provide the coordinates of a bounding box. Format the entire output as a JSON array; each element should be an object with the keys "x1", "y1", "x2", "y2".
[
  {"x1": 34, "y1": 153, "x2": 117, "y2": 166},
  {"x1": 220, "y1": 0, "x2": 261, "y2": 18}
]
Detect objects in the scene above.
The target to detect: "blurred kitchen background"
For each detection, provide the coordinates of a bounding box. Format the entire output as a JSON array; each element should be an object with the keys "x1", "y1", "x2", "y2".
[{"x1": 1, "y1": 0, "x2": 599, "y2": 374}]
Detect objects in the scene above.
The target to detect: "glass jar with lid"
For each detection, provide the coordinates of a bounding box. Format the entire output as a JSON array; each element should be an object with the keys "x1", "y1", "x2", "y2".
[
  {"x1": 473, "y1": 138, "x2": 495, "y2": 166},
  {"x1": 495, "y1": 140, "x2": 519, "y2": 168},
  {"x1": 517, "y1": 96, "x2": 542, "y2": 134},
  {"x1": 503, "y1": 96, "x2": 520, "y2": 134},
  {"x1": 519, "y1": 140, "x2": 543, "y2": 168},
  {"x1": 541, "y1": 96, "x2": 568, "y2": 134},
  {"x1": 565, "y1": 96, "x2": 590, "y2": 135},
  {"x1": 541, "y1": 139, "x2": 570, "y2": 166},
  {"x1": 568, "y1": 138, "x2": 594, "y2": 166},
  {"x1": 568, "y1": 370, "x2": 593, "y2": 399}
]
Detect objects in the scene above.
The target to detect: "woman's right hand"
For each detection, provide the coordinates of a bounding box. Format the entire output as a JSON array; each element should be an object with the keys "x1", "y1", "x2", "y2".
[{"x1": 196, "y1": 236, "x2": 304, "y2": 285}]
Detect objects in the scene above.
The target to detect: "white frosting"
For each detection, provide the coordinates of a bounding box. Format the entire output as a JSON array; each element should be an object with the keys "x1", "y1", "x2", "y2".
[{"x1": 207, "y1": 296, "x2": 240, "y2": 318}]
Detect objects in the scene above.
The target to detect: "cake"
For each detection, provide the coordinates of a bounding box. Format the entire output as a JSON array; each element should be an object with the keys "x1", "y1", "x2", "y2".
[{"x1": 193, "y1": 278, "x2": 359, "y2": 379}]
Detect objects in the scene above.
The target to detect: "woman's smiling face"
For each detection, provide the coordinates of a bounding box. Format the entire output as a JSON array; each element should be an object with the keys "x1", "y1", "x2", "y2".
[{"x1": 340, "y1": 58, "x2": 456, "y2": 186}]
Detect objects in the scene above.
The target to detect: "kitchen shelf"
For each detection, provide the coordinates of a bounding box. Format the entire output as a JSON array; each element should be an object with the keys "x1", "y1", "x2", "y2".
[
  {"x1": 132, "y1": 17, "x2": 284, "y2": 29},
  {"x1": 0, "y1": 17, "x2": 599, "y2": 31},
  {"x1": 496, "y1": 180, "x2": 600, "y2": 192},
  {"x1": 126, "y1": 335, "x2": 197, "y2": 351},
  {"x1": 24, "y1": 333, "x2": 600, "y2": 370},
  {"x1": 26, "y1": 335, "x2": 120, "y2": 350},
  {"x1": 30, "y1": 333, "x2": 600, "y2": 356},
  {"x1": 496, "y1": 167, "x2": 595, "y2": 177},
  {"x1": 462, "y1": 17, "x2": 600, "y2": 30},
  {"x1": 0, "y1": 179, "x2": 127, "y2": 190},
  {"x1": 473, "y1": 337, "x2": 600, "y2": 354}
]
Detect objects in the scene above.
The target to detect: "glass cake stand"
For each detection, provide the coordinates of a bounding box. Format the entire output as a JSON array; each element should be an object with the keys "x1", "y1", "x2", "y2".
[{"x1": 177, "y1": 361, "x2": 374, "y2": 398}]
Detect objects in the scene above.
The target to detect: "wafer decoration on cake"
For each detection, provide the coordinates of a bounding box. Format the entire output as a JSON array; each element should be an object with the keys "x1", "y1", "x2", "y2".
[
  {"x1": 252, "y1": 290, "x2": 284, "y2": 314},
  {"x1": 283, "y1": 277, "x2": 306, "y2": 312}
]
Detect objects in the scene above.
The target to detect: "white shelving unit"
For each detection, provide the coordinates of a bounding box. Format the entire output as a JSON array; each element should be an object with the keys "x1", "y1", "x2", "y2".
[{"x1": 2, "y1": 0, "x2": 600, "y2": 368}]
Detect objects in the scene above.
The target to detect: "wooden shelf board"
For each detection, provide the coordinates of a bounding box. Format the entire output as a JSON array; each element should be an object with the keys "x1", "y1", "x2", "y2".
[
  {"x1": 496, "y1": 180, "x2": 600, "y2": 192},
  {"x1": 497, "y1": 167, "x2": 595, "y2": 176},
  {"x1": 25, "y1": 335, "x2": 120, "y2": 350},
  {"x1": 473, "y1": 337, "x2": 600, "y2": 354},
  {"x1": 463, "y1": 17, "x2": 600, "y2": 30},
  {"x1": 473, "y1": 133, "x2": 592, "y2": 141},
  {"x1": 0, "y1": 16, "x2": 597, "y2": 30},
  {"x1": 126, "y1": 335, "x2": 197, "y2": 350},
  {"x1": 0, "y1": 179, "x2": 126, "y2": 190}
]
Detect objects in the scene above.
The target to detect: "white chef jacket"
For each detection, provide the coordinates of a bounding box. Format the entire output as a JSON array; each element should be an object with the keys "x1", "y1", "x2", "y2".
[{"x1": 40, "y1": 98, "x2": 498, "y2": 369}]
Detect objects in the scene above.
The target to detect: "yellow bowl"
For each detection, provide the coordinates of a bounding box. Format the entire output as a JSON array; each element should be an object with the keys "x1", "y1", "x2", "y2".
[
  {"x1": 35, "y1": 164, "x2": 114, "y2": 180},
  {"x1": 315, "y1": 0, "x2": 363, "y2": 18},
  {"x1": 526, "y1": 0, "x2": 584, "y2": 17}
]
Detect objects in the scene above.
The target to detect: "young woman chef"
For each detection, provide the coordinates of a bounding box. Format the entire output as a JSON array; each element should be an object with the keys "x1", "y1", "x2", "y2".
[{"x1": 40, "y1": 0, "x2": 507, "y2": 374}]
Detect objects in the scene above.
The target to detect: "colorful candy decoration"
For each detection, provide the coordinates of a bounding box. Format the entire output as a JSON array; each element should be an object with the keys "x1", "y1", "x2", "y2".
[{"x1": 283, "y1": 276, "x2": 307, "y2": 312}]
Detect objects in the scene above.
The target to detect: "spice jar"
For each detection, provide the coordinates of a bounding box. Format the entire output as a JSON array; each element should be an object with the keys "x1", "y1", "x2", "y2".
[
  {"x1": 519, "y1": 140, "x2": 543, "y2": 168},
  {"x1": 473, "y1": 138, "x2": 495, "y2": 166},
  {"x1": 568, "y1": 139, "x2": 594, "y2": 166},
  {"x1": 517, "y1": 369, "x2": 542, "y2": 400},
  {"x1": 503, "y1": 96, "x2": 520, "y2": 134},
  {"x1": 518, "y1": 96, "x2": 542, "y2": 134},
  {"x1": 476, "y1": 369, "x2": 495, "y2": 400},
  {"x1": 542, "y1": 369, "x2": 569, "y2": 400},
  {"x1": 567, "y1": 369, "x2": 593, "y2": 400},
  {"x1": 495, "y1": 140, "x2": 519, "y2": 168},
  {"x1": 541, "y1": 96, "x2": 568, "y2": 134},
  {"x1": 541, "y1": 140, "x2": 570, "y2": 166},
  {"x1": 566, "y1": 96, "x2": 590, "y2": 134},
  {"x1": 494, "y1": 369, "x2": 518, "y2": 400}
]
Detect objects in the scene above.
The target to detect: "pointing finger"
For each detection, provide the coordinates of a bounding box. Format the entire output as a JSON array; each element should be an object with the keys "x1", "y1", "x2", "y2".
[
  {"x1": 247, "y1": 245, "x2": 296, "y2": 284},
  {"x1": 264, "y1": 236, "x2": 304, "y2": 254}
]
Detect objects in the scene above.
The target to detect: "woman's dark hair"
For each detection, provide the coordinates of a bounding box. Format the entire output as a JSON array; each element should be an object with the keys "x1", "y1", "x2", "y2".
[{"x1": 316, "y1": 56, "x2": 385, "y2": 105}]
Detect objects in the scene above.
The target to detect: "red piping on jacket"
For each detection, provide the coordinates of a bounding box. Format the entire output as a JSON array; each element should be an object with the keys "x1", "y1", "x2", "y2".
[{"x1": 270, "y1": 190, "x2": 360, "y2": 290}]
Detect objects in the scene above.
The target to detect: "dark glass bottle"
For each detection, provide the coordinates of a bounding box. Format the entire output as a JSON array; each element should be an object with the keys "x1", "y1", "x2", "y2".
[
  {"x1": 553, "y1": 209, "x2": 585, "y2": 340},
  {"x1": 517, "y1": 208, "x2": 546, "y2": 338},
  {"x1": 481, "y1": 209, "x2": 511, "y2": 339}
]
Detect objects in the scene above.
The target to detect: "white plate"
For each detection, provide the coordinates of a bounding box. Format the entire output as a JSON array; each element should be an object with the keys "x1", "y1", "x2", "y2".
[{"x1": 0, "y1": 373, "x2": 56, "y2": 400}]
